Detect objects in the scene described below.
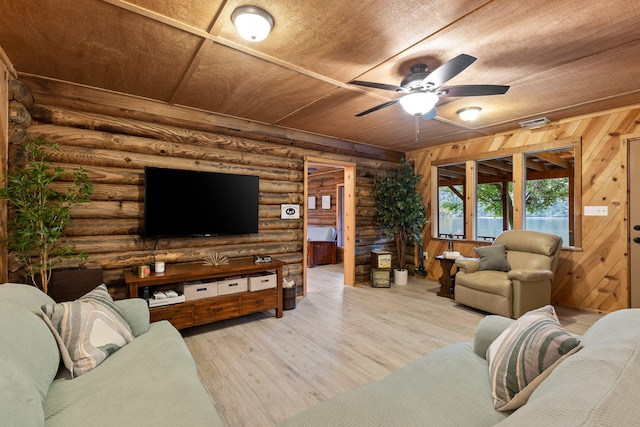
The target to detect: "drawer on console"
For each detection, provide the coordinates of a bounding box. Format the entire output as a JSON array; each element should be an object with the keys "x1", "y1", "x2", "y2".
[
  {"x1": 240, "y1": 289, "x2": 278, "y2": 314},
  {"x1": 150, "y1": 304, "x2": 194, "y2": 329},
  {"x1": 194, "y1": 296, "x2": 240, "y2": 323}
]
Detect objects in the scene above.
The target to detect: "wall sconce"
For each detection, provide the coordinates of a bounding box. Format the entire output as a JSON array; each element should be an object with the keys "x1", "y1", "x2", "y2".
[
  {"x1": 457, "y1": 107, "x2": 482, "y2": 121},
  {"x1": 232, "y1": 5, "x2": 274, "y2": 42}
]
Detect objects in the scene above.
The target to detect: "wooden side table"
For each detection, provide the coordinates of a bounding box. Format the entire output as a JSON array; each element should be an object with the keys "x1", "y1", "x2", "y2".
[{"x1": 435, "y1": 255, "x2": 457, "y2": 299}]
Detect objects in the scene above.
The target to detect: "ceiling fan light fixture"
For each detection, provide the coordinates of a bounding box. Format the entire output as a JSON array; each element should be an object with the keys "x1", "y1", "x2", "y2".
[
  {"x1": 232, "y1": 6, "x2": 274, "y2": 42},
  {"x1": 398, "y1": 92, "x2": 439, "y2": 116},
  {"x1": 457, "y1": 107, "x2": 482, "y2": 121}
]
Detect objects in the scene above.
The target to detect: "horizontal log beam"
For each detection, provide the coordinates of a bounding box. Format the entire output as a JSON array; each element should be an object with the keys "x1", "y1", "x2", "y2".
[{"x1": 61, "y1": 229, "x2": 303, "y2": 254}]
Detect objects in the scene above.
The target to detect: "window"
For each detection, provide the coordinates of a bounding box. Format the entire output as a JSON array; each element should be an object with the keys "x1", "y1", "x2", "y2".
[
  {"x1": 433, "y1": 139, "x2": 580, "y2": 247},
  {"x1": 437, "y1": 163, "x2": 465, "y2": 239},
  {"x1": 476, "y1": 156, "x2": 513, "y2": 241},
  {"x1": 524, "y1": 148, "x2": 574, "y2": 245}
]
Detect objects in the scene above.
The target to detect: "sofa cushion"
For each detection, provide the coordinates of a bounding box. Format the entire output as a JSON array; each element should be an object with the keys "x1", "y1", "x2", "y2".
[
  {"x1": 474, "y1": 244, "x2": 511, "y2": 272},
  {"x1": 0, "y1": 287, "x2": 60, "y2": 427},
  {"x1": 44, "y1": 321, "x2": 224, "y2": 427},
  {"x1": 487, "y1": 305, "x2": 581, "y2": 411},
  {"x1": 279, "y1": 343, "x2": 509, "y2": 427},
  {"x1": 41, "y1": 284, "x2": 134, "y2": 377},
  {"x1": 497, "y1": 308, "x2": 640, "y2": 426}
]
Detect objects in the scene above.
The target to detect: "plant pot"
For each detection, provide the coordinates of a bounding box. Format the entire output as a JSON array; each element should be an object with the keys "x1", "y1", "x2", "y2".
[{"x1": 393, "y1": 268, "x2": 408, "y2": 286}]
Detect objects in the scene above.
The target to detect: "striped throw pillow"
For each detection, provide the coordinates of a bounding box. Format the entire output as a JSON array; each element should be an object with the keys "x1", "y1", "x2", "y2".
[
  {"x1": 41, "y1": 284, "x2": 134, "y2": 377},
  {"x1": 487, "y1": 305, "x2": 582, "y2": 411}
]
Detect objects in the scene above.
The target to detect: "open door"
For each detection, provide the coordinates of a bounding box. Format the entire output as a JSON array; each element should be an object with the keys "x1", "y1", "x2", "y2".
[{"x1": 303, "y1": 157, "x2": 356, "y2": 294}]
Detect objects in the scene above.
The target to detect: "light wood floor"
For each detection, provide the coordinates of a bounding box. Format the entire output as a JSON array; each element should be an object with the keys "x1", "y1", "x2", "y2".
[{"x1": 182, "y1": 264, "x2": 602, "y2": 427}]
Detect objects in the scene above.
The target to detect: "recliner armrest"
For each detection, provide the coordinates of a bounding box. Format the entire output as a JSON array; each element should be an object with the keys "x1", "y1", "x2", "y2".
[
  {"x1": 507, "y1": 269, "x2": 553, "y2": 282},
  {"x1": 455, "y1": 257, "x2": 480, "y2": 273}
]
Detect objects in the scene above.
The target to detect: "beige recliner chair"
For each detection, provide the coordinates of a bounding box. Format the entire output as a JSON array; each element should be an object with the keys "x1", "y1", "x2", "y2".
[{"x1": 454, "y1": 230, "x2": 562, "y2": 318}]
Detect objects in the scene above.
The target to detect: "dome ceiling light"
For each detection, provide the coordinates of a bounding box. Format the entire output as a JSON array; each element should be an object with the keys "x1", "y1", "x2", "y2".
[
  {"x1": 457, "y1": 107, "x2": 482, "y2": 121},
  {"x1": 232, "y1": 6, "x2": 274, "y2": 42}
]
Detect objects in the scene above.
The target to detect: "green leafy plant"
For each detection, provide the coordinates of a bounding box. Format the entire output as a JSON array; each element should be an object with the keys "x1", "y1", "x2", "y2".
[
  {"x1": 374, "y1": 158, "x2": 428, "y2": 270},
  {"x1": 0, "y1": 138, "x2": 93, "y2": 293}
]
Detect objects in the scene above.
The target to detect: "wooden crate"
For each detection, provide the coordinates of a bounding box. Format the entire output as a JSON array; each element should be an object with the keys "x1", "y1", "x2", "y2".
[
  {"x1": 371, "y1": 251, "x2": 392, "y2": 269},
  {"x1": 371, "y1": 268, "x2": 391, "y2": 288}
]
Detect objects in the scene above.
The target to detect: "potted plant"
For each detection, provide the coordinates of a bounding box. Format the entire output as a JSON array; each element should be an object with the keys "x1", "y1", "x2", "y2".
[
  {"x1": 374, "y1": 158, "x2": 427, "y2": 285},
  {"x1": 0, "y1": 137, "x2": 93, "y2": 293}
]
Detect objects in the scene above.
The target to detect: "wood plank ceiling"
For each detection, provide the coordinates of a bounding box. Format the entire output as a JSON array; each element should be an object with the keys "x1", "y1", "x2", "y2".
[{"x1": 1, "y1": 0, "x2": 640, "y2": 152}]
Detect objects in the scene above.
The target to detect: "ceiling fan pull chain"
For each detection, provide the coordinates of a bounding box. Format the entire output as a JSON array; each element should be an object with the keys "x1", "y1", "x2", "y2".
[{"x1": 415, "y1": 115, "x2": 420, "y2": 143}]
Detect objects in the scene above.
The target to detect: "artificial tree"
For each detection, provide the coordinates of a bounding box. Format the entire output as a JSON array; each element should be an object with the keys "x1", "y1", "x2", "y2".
[
  {"x1": 0, "y1": 138, "x2": 93, "y2": 293},
  {"x1": 374, "y1": 158, "x2": 427, "y2": 275}
]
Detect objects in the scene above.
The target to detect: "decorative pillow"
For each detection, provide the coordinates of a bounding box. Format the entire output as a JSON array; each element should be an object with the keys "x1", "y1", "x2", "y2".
[
  {"x1": 40, "y1": 284, "x2": 134, "y2": 377},
  {"x1": 486, "y1": 305, "x2": 582, "y2": 411},
  {"x1": 473, "y1": 244, "x2": 511, "y2": 271}
]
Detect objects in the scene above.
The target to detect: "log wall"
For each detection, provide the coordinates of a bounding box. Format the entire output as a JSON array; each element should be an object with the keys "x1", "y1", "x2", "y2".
[
  {"x1": 6, "y1": 78, "x2": 401, "y2": 297},
  {"x1": 407, "y1": 105, "x2": 640, "y2": 314}
]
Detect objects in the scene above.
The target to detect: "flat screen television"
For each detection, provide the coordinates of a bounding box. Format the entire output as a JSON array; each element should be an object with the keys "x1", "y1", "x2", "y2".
[{"x1": 143, "y1": 166, "x2": 259, "y2": 238}]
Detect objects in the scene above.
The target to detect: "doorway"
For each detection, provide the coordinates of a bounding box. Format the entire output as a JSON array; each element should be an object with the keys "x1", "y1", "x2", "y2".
[{"x1": 303, "y1": 157, "x2": 356, "y2": 294}]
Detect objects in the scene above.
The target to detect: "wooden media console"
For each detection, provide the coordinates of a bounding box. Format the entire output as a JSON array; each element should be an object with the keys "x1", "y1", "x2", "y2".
[{"x1": 124, "y1": 257, "x2": 284, "y2": 330}]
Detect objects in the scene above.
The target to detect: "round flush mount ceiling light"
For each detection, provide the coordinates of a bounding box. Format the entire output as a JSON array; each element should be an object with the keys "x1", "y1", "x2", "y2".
[
  {"x1": 398, "y1": 92, "x2": 439, "y2": 116},
  {"x1": 457, "y1": 107, "x2": 482, "y2": 121},
  {"x1": 232, "y1": 6, "x2": 274, "y2": 42}
]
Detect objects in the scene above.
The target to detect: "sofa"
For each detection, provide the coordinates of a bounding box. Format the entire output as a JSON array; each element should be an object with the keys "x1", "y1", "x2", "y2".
[
  {"x1": 455, "y1": 230, "x2": 563, "y2": 318},
  {"x1": 279, "y1": 307, "x2": 640, "y2": 426},
  {"x1": 0, "y1": 283, "x2": 223, "y2": 427}
]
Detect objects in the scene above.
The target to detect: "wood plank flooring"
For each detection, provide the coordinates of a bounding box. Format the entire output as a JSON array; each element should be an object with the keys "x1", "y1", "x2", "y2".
[{"x1": 181, "y1": 264, "x2": 603, "y2": 427}]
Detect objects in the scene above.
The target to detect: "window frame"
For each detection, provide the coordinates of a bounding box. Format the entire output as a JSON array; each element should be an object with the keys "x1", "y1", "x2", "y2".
[
  {"x1": 436, "y1": 162, "x2": 467, "y2": 240},
  {"x1": 475, "y1": 155, "x2": 514, "y2": 241},
  {"x1": 431, "y1": 138, "x2": 582, "y2": 248}
]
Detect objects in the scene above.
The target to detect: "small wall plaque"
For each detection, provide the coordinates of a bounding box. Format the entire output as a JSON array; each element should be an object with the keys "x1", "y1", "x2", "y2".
[{"x1": 281, "y1": 204, "x2": 300, "y2": 219}]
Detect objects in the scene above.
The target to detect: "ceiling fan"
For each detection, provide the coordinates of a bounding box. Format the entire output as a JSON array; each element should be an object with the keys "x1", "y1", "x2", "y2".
[{"x1": 349, "y1": 54, "x2": 510, "y2": 119}]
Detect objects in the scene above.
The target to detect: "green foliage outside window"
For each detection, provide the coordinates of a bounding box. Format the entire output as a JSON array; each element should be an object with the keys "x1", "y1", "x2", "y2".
[{"x1": 477, "y1": 178, "x2": 568, "y2": 228}]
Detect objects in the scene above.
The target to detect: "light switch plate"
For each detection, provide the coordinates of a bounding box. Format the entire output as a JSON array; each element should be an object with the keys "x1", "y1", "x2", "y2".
[{"x1": 584, "y1": 206, "x2": 608, "y2": 216}]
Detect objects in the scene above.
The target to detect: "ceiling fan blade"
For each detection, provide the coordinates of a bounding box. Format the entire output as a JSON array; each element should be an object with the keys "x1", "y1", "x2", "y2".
[
  {"x1": 421, "y1": 106, "x2": 437, "y2": 121},
  {"x1": 421, "y1": 54, "x2": 476, "y2": 88},
  {"x1": 355, "y1": 99, "x2": 400, "y2": 116},
  {"x1": 349, "y1": 80, "x2": 404, "y2": 92},
  {"x1": 438, "y1": 85, "x2": 510, "y2": 97}
]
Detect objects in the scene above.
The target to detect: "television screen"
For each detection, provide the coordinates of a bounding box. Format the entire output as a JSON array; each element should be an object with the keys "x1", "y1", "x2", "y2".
[{"x1": 143, "y1": 167, "x2": 259, "y2": 238}]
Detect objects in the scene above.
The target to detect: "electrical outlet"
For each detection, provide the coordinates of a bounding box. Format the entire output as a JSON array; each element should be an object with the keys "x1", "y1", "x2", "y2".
[
  {"x1": 423, "y1": 252, "x2": 428, "y2": 260},
  {"x1": 584, "y1": 206, "x2": 608, "y2": 216}
]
